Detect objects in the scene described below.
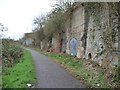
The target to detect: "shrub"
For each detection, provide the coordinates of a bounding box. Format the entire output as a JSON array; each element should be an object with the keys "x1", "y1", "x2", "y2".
[{"x1": 2, "y1": 39, "x2": 23, "y2": 68}]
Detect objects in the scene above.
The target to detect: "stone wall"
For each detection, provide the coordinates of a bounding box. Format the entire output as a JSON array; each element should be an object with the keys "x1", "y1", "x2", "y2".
[
  {"x1": 51, "y1": 3, "x2": 118, "y2": 69},
  {"x1": 85, "y1": 3, "x2": 109, "y2": 63},
  {"x1": 65, "y1": 3, "x2": 118, "y2": 68},
  {"x1": 40, "y1": 38, "x2": 51, "y2": 51},
  {"x1": 52, "y1": 32, "x2": 61, "y2": 53},
  {"x1": 66, "y1": 4, "x2": 85, "y2": 58},
  {"x1": 85, "y1": 3, "x2": 118, "y2": 68},
  {"x1": 24, "y1": 38, "x2": 33, "y2": 46}
]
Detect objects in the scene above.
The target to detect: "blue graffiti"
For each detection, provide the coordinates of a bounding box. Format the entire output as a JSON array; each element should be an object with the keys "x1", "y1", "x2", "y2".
[{"x1": 70, "y1": 38, "x2": 78, "y2": 56}]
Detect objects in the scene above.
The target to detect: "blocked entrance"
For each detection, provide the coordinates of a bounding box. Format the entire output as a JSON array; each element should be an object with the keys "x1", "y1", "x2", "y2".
[{"x1": 70, "y1": 38, "x2": 78, "y2": 56}]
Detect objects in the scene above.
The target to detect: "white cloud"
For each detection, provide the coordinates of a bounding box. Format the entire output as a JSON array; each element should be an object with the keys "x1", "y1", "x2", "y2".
[{"x1": 0, "y1": 0, "x2": 52, "y2": 40}]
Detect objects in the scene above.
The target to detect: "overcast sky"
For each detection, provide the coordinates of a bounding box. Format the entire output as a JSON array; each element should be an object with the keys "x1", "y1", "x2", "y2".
[{"x1": 0, "y1": 0, "x2": 54, "y2": 40}]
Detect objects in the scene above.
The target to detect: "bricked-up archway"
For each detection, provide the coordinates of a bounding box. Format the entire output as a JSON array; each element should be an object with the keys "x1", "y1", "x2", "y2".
[{"x1": 70, "y1": 38, "x2": 78, "y2": 56}]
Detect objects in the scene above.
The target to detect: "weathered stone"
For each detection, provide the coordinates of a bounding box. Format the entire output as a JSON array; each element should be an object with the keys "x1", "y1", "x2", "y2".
[
  {"x1": 51, "y1": 3, "x2": 118, "y2": 70},
  {"x1": 77, "y1": 46, "x2": 84, "y2": 58},
  {"x1": 52, "y1": 32, "x2": 61, "y2": 53},
  {"x1": 65, "y1": 4, "x2": 85, "y2": 58}
]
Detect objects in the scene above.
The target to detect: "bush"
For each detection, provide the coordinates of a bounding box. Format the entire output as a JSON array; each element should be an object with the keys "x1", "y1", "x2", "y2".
[{"x1": 2, "y1": 39, "x2": 23, "y2": 68}]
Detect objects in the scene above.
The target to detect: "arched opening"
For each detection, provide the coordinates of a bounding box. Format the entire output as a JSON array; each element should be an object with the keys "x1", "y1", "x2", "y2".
[
  {"x1": 88, "y1": 53, "x2": 92, "y2": 59},
  {"x1": 69, "y1": 38, "x2": 78, "y2": 56}
]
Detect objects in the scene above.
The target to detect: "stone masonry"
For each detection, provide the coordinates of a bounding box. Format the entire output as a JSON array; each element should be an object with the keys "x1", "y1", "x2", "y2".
[{"x1": 64, "y1": 3, "x2": 118, "y2": 68}]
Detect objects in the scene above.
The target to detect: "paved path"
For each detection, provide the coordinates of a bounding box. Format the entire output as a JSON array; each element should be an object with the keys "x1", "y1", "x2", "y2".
[{"x1": 26, "y1": 48, "x2": 86, "y2": 88}]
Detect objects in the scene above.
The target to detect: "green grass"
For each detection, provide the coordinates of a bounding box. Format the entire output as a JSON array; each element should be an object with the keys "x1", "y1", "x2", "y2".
[
  {"x1": 2, "y1": 50, "x2": 36, "y2": 88},
  {"x1": 0, "y1": 66, "x2": 2, "y2": 89}
]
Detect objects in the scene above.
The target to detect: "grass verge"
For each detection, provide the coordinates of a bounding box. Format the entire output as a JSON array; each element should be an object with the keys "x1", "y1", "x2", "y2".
[
  {"x1": 2, "y1": 49, "x2": 36, "y2": 88},
  {"x1": 0, "y1": 66, "x2": 2, "y2": 89}
]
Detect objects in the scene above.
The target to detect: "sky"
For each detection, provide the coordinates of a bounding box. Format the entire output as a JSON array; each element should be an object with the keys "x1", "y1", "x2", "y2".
[{"x1": 0, "y1": 0, "x2": 54, "y2": 40}]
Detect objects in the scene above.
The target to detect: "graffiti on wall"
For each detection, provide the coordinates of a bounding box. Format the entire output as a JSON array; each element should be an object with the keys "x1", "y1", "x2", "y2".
[{"x1": 70, "y1": 38, "x2": 78, "y2": 56}]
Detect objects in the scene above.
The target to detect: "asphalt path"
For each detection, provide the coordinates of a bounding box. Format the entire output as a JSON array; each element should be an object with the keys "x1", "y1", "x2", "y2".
[{"x1": 26, "y1": 48, "x2": 87, "y2": 88}]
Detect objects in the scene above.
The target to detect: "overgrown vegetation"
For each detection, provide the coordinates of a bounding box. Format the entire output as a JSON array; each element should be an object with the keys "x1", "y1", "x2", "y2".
[
  {"x1": 2, "y1": 39, "x2": 23, "y2": 68},
  {"x1": 0, "y1": 23, "x2": 9, "y2": 88},
  {"x1": 3, "y1": 50, "x2": 36, "y2": 88}
]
